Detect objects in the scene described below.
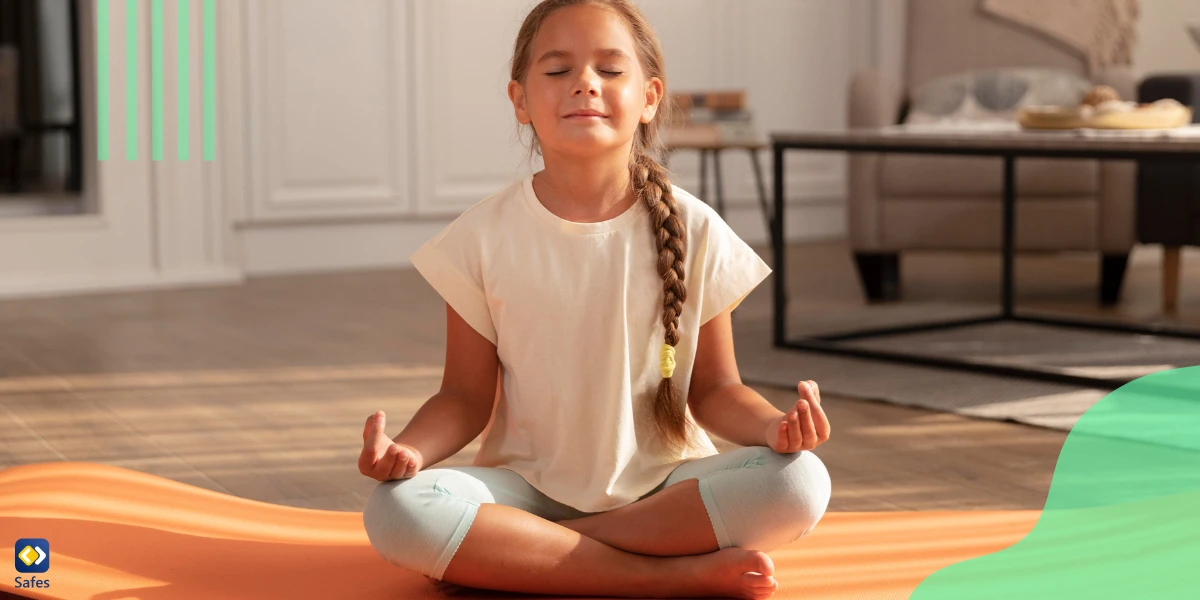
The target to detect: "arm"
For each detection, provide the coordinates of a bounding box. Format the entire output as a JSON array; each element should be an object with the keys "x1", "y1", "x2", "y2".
[
  {"x1": 686, "y1": 306, "x2": 784, "y2": 447},
  {"x1": 688, "y1": 305, "x2": 831, "y2": 451},
  {"x1": 392, "y1": 302, "x2": 500, "y2": 468}
]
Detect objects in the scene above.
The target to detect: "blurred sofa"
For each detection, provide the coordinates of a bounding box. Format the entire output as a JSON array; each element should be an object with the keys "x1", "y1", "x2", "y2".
[{"x1": 846, "y1": 0, "x2": 1137, "y2": 305}]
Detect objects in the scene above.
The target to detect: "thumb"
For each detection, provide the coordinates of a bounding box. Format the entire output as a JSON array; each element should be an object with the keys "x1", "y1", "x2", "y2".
[{"x1": 374, "y1": 410, "x2": 386, "y2": 434}]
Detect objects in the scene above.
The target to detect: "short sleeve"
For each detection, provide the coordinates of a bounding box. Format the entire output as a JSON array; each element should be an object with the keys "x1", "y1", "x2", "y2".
[
  {"x1": 698, "y1": 217, "x2": 773, "y2": 325},
  {"x1": 409, "y1": 223, "x2": 498, "y2": 345}
]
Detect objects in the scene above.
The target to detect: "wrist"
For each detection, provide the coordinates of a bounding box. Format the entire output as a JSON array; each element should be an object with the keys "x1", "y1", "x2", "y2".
[{"x1": 760, "y1": 410, "x2": 784, "y2": 441}]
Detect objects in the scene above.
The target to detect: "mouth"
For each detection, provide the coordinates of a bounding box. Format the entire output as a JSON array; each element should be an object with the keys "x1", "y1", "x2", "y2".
[{"x1": 564, "y1": 111, "x2": 607, "y2": 119}]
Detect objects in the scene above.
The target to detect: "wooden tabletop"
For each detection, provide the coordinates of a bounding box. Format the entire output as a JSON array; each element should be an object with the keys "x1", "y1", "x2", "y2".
[
  {"x1": 665, "y1": 139, "x2": 768, "y2": 151},
  {"x1": 770, "y1": 126, "x2": 1200, "y2": 158},
  {"x1": 663, "y1": 127, "x2": 768, "y2": 151}
]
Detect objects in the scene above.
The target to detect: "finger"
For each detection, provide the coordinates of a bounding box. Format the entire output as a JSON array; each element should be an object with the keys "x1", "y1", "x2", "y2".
[
  {"x1": 374, "y1": 444, "x2": 400, "y2": 480},
  {"x1": 802, "y1": 381, "x2": 830, "y2": 442},
  {"x1": 389, "y1": 450, "x2": 411, "y2": 480},
  {"x1": 357, "y1": 447, "x2": 374, "y2": 476},
  {"x1": 370, "y1": 444, "x2": 394, "y2": 480},
  {"x1": 364, "y1": 410, "x2": 385, "y2": 443},
  {"x1": 389, "y1": 447, "x2": 412, "y2": 480},
  {"x1": 775, "y1": 421, "x2": 788, "y2": 452},
  {"x1": 788, "y1": 404, "x2": 802, "y2": 450},
  {"x1": 398, "y1": 448, "x2": 416, "y2": 479},
  {"x1": 799, "y1": 398, "x2": 819, "y2": 450},
  {"x1": 811, "y1": 393, "x2": 832, "y2": 442}
]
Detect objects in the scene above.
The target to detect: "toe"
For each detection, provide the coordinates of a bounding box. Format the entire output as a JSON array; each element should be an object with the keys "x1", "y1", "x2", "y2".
[{"x1": 751, "y1": 550, "x2": 775, "y2": 577}]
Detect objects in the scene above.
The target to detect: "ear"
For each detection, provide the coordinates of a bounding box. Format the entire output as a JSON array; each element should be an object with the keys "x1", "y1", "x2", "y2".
[
  {"x1": 509, "y1": 80, "x2": 531, "y2": 125},
  {"x1": 641, "y1": 77, "x2": 664, "y2": 124}
]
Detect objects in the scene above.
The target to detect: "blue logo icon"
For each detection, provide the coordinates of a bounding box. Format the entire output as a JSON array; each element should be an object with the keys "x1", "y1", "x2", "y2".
[{"x1": 15, "y1": 539, "x2": 50, "y2": 574}]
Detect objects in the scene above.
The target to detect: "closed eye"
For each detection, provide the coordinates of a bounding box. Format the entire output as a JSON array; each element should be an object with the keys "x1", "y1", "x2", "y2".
[{"x1": 546, "y1": 70, "x2": 624, "y2": 77}]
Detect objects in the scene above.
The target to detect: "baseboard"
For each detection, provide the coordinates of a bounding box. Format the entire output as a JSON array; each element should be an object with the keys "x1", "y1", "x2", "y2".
[
  {"x1": 0, "y1": 267, "x2": 245, "y2": 300},
  {"x1": 240, "y1": 218, "x2": 448, "y2": 276}
]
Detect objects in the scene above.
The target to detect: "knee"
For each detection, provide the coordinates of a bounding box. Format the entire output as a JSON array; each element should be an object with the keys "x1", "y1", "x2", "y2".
[
  {"x1": 362, "y1": 469, "x2": 491, "y2": 576},
  {"x1": 361, "y1": 475, "x2": 430, "y2": 572},
  {"x1": 761, "y1": 448, "x2": 832, "y2": 541}
]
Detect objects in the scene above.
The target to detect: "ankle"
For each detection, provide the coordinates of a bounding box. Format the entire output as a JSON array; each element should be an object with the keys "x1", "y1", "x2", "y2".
[{"x1": 656, "y1": 554, "x2": 708, "y2": 598}]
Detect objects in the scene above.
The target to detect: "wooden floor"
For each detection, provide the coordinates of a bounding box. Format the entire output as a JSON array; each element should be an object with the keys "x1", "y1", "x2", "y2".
[{"x1": 1, "y1": 241, "x2": 1197, "y2": 513}]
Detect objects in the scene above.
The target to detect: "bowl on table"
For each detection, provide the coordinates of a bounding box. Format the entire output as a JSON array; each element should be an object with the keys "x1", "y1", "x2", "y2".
[
  {"x1": 1086, "y1": 99, "x2": 1193, "y2": 130},
  {"x1": 1016, "y1": 105, "x2": 1087, "y2": 130}
]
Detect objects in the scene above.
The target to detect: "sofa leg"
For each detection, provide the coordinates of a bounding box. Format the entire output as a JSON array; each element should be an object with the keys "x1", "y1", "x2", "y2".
[
  {"x1": 1100, "y1": 253, "x2": 1130, "y2": 306},
  {"x1": 1162, "y1": 246, "x2": 1181, "y2": 314},
  {"x1": 854, "y1": 252, "x2": 900, "y2": 302}
]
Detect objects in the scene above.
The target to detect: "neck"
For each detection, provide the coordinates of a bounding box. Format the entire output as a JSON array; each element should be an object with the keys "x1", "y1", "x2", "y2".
[{"x1": 535, "y1": 148, "x2": 638, "y2": 222}]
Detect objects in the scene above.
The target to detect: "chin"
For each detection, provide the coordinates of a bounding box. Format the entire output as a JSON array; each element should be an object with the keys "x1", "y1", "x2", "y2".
[{"x1": 552, "y1": 136, "x2": 621, "y2": 154}]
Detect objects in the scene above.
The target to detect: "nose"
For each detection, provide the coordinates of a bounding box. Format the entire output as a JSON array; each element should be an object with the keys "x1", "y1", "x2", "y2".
[{"x1": 572, "y1": 68, "x2": 601, "y2": 97}]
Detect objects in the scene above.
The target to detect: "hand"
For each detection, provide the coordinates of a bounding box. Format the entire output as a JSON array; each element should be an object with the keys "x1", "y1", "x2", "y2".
[
  {"x1": 359, "y1": 410, "x2": 424, "y2": 482},
  {"x1": 764, "y1": 380, "x2": 831, "y2": 453}
]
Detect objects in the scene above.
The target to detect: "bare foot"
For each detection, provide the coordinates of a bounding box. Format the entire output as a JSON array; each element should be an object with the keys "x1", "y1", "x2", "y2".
[
  {"x1": 428, "y1": 576, "x2": 519, "y2": 597},
  {"x1": 428, "y1": 576, "x2": 484, "y2": 596},
  {"x1": 430, "y1": 548, "x2": 776, "y2": 599},
  {"x1": 685, "y1": 547, "x2": 778, "y2": 600}
]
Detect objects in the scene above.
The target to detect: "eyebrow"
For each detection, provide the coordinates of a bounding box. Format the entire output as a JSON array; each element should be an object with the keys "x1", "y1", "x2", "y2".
[{"x1": 536, "y1": 48, "x2": 631, "y2": 63}]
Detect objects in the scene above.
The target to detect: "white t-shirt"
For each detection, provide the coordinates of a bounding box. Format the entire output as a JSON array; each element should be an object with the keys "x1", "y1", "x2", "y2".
[{"x1": 409, "y1": 172, "x2": 772, "y2": 513}]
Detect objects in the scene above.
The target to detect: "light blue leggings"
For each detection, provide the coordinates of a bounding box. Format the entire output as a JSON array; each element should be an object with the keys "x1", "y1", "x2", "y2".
[{"x1": 362, "y1": 446, "x2": 831, "y2": 580}]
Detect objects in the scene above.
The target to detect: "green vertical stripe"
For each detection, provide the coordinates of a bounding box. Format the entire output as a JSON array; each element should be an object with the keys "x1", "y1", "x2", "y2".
[
  {"x1": 177, "y1": 0, "x2": 189, "y2": 160},
  {"x1": 203, "y1": 0, "x2": 215, "y2": 161},
  {"x1": 151, "y1": 0, "x2": 162, "y2": 160},
  {"x1": 97, "y1": 0, "x2": 110, "y2": 160},
  {"x1": 125, "y1": 0, "x2": 137, "y2": 160}
]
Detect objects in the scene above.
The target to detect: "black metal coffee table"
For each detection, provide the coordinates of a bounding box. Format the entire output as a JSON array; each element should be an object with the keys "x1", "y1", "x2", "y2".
[{"x1": 771, "y1": 127, "x2": 1200, "y2": 389}]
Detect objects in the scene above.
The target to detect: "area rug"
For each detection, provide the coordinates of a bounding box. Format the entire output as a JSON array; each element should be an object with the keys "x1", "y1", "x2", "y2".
[{"x1": 734, "y1": 312, "x2": 1200, "y2": 432}]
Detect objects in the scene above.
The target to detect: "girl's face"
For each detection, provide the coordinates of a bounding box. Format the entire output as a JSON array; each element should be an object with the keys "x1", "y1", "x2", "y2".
[{"x1": 509, "y1": 5, "x2": 662, "y2": 158}]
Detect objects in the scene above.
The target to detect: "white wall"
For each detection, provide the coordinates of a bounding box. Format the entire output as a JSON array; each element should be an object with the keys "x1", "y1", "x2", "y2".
[
  {"x1": 232, "y1": 0, "x2": 877, "y2": 276},
  {"x1": 0, "y1": 0, "x2": 901, "y2": 295},
  {"x1": 1134, "y1": 0, "x2": 1200, "y2": 78}
]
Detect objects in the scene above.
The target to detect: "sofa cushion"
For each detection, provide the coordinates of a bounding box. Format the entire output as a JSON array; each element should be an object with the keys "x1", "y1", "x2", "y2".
[
  {"x1": 904, "y1": 68, "x2": 1091, "y2": 125},
  {"x1": 878, "y1": 198, "x2": 1098, "y2": 251},
  {"x1": 880, "y1": 154, "x2": 1099, "y2": 197}
]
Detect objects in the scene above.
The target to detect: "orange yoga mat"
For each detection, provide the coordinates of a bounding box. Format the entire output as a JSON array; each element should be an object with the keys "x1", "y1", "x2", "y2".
[{"x1": 1, "y1": 463, "x2": 1039, "y2": 599}]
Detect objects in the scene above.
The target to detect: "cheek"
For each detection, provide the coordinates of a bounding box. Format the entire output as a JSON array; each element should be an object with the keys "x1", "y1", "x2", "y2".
[
  {"x1": 609, "y1": 85, "x2": 645, "y2": 123},
  {"x1": 529, "y1": 88, "x2": 563, "y2": 127}
]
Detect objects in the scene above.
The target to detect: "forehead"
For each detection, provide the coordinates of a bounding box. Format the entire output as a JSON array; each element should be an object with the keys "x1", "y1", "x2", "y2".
[{"x1": 532, "y1": 5, "x2": 637, "y2": 58}]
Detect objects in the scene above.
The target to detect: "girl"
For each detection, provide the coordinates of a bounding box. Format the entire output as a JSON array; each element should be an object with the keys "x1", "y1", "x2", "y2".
[{"x1": 360, "y1": 1, "x2": 832, "y2": 598}]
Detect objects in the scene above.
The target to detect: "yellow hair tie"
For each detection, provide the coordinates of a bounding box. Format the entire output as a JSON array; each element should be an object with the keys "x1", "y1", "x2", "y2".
[{"x1": 659, "y1": 343, "x2": 676, "y2": 378}]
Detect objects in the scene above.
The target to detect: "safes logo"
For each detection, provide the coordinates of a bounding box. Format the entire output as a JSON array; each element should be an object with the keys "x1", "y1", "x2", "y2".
[
  {"x1": 13, "y1": 538, "x2": 51, "y2": 592},
  {"x1": 14, "y1": 539, "x2": 49, "y2": 573}
]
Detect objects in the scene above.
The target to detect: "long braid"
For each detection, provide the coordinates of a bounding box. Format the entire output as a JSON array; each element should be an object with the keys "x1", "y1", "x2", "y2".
[{"x1": 631, "y1": 151, "x2": 696, "y2": 457}]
